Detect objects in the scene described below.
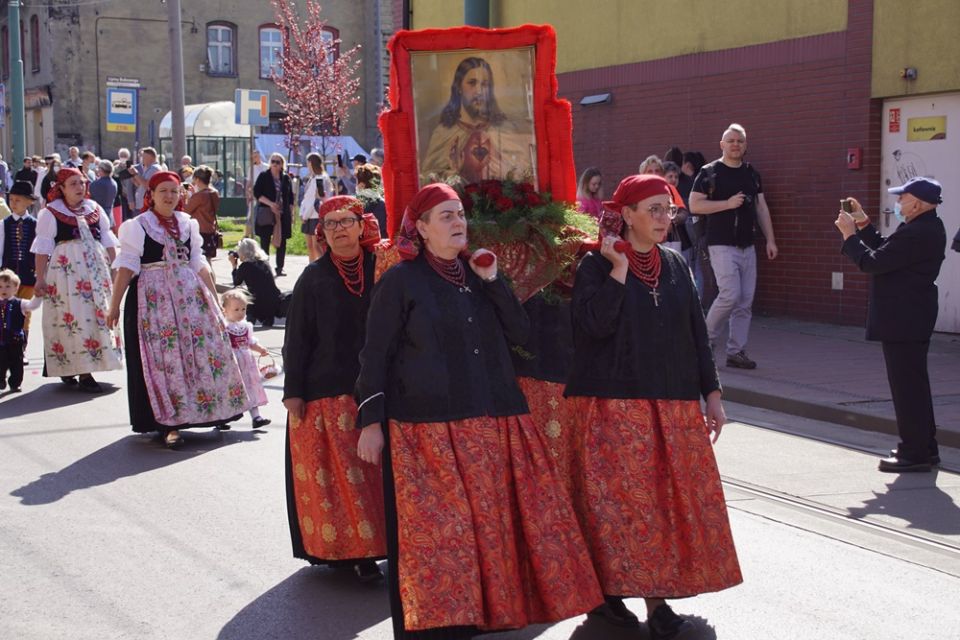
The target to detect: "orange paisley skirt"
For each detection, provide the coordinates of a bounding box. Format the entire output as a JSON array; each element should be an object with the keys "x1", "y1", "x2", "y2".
[
  {"x1": 286, "y1": 395, "x2": 387, "y2": 563},
  {"x1": 568, "y1": 397, "x2": 743, "y2": 597},
  {"x1": 388, "y1": 414, "x2": 603, "y2": 633},
  {"x1": 517, "y1": 377, "x2": 578, "y2": 497}
]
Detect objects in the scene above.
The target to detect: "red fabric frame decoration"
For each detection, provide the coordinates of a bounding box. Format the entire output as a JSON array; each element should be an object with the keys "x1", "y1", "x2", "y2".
[{"x1": 379, "y1": 24, "x2": 576, "y2": 239}]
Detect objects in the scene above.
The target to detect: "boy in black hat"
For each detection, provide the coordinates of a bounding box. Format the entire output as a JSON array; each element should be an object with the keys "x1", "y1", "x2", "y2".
[{"x1": 0, "y1": 181, "x2": 40, "y2": 351}]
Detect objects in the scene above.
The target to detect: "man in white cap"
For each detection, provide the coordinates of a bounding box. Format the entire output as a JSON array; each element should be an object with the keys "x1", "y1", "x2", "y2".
[{"x1": 835, "y1": 177, "x2": 947, "y2": 472}]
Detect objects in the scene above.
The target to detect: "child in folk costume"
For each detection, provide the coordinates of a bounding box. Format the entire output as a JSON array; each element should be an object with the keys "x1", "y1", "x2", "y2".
[
  {"x1": 0, "y1": 182, "x2": 40, "y2": 350},
  {"x1": 221, "y1": 288, "x2": 271, "y2": 429},
  {"x1": 0, "y1": 269, "x2": 42, "y2": 391}
]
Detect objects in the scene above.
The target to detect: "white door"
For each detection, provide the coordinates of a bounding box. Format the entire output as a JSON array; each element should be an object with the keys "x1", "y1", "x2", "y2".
[{"x1": 881, "y1": 93, "x2": 960, "y2": 333}]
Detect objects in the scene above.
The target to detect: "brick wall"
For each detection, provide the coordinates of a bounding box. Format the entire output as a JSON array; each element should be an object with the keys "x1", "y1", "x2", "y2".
[{"x1": 558, "y1": 1, "x2": 880, "y2": 326}]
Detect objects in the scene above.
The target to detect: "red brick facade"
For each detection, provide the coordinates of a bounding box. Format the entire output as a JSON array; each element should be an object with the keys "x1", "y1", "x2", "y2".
[{"x1": 558, "y1": 1, "x2": 880, "y2": 325}]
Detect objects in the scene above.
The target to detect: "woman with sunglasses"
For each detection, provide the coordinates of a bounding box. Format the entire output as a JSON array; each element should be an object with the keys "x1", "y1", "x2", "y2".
[
  {"x1": 564, "y1": 174, "x2": 742, "y2": 637},
  {"x1": 282, "y1": 196, "x2": 386, "y2": 582},
  {"x1": 253, "y1": 153, "x2": 293, "y2": 277}
]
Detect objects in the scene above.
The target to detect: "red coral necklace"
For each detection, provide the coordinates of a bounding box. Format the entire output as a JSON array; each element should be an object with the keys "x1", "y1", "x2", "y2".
[
  {"x1": 425, "y1": 250, "x2": 468, "y2": 289},
  {"x1": 331, "y1": 252, "x2": 364, "y2": 296},
  {"x1": 627, "y1": 247, "x2": 662, "y2": 307}
]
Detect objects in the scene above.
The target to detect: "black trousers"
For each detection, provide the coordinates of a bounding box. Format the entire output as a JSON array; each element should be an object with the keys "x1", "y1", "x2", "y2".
[
  {"x1": 254, "y1": 225, "x2": 286, "y2": 273},
  {"x1": 1, "y1": 341, "x2": 25, "y2": 389},
  {"x1": 881, "y1": 340, "x2": 938, "y2": 460}
]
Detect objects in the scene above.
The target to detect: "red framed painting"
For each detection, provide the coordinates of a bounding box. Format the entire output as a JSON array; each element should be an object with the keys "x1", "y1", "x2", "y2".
[{"x1": 379, "y1": 24, "x2": 576, "y2": 237}]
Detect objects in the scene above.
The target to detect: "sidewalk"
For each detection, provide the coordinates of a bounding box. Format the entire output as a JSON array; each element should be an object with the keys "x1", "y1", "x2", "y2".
[
  {"x1": 208, "y1": 249, "x2": 960, "y2": 446},
  {"x1": 720, "y1": 316, "x2": 960, "y2": 447}
]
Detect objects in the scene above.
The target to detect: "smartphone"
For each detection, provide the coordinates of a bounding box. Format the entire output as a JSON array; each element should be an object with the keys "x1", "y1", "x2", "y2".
[
  {"x1": 841, "y1": 198, "x2": 853, "y2": 214},
  {"x1": 336, "y1": 154, "x2": 344, "y2": 168}
]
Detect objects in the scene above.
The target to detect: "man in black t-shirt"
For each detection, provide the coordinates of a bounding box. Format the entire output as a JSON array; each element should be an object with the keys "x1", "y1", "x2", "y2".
[{"x1": 690, "y1": 124, "x2": 778, "y2": 369}]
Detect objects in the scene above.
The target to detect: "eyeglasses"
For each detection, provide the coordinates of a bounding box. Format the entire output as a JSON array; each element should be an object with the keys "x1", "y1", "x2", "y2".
[
  {"x1": 640, "y1": 204, "x2": 678, "y2": 220},
  {"x1": 321, "y1": 217, "x2": 359, "y2": 230},
  {"x1": 270, "y1": 160, "x2": 282, "y2": 165}
]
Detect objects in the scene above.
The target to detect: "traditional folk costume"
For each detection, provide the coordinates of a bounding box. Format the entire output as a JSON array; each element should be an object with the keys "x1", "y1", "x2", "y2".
[
  {"x1": 113, "y1": 172, "x2": 250, "y2": 434},
  {"x1": 355, "y1": 184, "x2": 602, "y2": 639},
  {"x1": 0, "y1": 185, "x2": 39, "y2": 334},
  {"x1": 283, "y1": 197, "x2": 387, "y2": 570},
  {"x1": 225, "y1": 319, "x2": 269, "y2": 411},
  {"x1": 30, "y1": 169, "x2": 122, "y2": 378},
  {"x1": 565, "y1": 176, "x2": 742, "y2": 615},
  {"x1": 0, "y1": 295, "x2": 41, "y2": 390}
]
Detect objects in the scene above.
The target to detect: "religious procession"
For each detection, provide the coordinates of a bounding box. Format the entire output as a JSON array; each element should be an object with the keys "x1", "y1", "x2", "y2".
[{"x1": 3, "y1": 2, "x2": 960, "y2": 640}]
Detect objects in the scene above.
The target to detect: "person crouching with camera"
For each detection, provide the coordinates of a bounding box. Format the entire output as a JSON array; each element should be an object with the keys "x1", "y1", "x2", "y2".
[{"x1": 835, "y1": 178, "x2": 947, "y2": 472}]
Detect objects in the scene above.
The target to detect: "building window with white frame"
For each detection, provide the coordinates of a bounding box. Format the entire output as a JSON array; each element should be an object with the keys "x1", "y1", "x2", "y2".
[
  {"x1": 259, "y1": 26, "x2": 283, "y2": 79},
  {"x1": 207, "y1": 22, "x2": 236, "y2": 77}
]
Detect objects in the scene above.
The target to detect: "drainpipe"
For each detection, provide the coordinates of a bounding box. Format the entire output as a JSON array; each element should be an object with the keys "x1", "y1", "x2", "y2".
[
  {"x1": 464, "y1": 0, "x2": 489, "y2": 27},
  {"x1": 8, "y1": 0, "x2": 25, "y2": 164}
]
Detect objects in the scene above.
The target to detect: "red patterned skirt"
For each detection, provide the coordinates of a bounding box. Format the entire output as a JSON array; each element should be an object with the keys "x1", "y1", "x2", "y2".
[
  {"x1": 286, "y1": 395, "x2": 387, "y2": 563},
  {"x1": 388, "y1": 414, "x2": 603, "y2": 633},
  {"x1": 517, "y1": 377, "x2": 578, "y2": 496},
  {"x1": 568, "y1": 397, "x2": 742, "y2": 597}
]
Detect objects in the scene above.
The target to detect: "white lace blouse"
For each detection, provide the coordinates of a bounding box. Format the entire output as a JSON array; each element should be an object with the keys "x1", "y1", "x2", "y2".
[{"x1": 111, "y1": 211, "x2": 207, "y2": 276}]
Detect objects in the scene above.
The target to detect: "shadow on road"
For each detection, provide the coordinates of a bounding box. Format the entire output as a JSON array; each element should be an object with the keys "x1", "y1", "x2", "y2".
[
  {"x1": 217, "y1": 565, "x2": 390, "y2": 640},
  {"x1": 0, "y1": 381, "x2": 121, "y2": 419},
  {"x1": 566, "y1": 614, "x2": 716, "y2": 640},
  {"x1": 846, "y1": 470, "x2": 960, "y2": 536},
  {"x1": 9, "y1": 429, "x2": 262, "y2": 505}
]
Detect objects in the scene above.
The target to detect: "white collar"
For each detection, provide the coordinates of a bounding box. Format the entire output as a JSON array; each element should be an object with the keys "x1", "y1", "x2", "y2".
[{"x1": 46, "y1": 199, "x2": 99, "y2": 218}]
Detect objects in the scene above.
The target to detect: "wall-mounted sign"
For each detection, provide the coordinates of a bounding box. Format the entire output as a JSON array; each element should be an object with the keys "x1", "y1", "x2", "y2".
[
  {"x1": 906, "y1": 115, "x2": 946, "y2": 141},
  {"x1": 106, "y1": 87, "x2": 137, "y2": 133},
  {"x1": 888, "y1": 107, "x2": 900, "y2": 133}
]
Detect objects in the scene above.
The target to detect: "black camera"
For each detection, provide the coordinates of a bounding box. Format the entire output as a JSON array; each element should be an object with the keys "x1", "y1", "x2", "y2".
[
  {"x1": 741, "y1": 195, "x2": 754, "y2": 206},
  {"x1": 228, "y1": 250, "x2": 239, "y2": 259}
]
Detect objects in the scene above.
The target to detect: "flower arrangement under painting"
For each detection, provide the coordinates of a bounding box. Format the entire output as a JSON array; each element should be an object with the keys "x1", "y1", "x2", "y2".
[{"x1": 456, "y1": 178, "x2": 598, "y2": 302}]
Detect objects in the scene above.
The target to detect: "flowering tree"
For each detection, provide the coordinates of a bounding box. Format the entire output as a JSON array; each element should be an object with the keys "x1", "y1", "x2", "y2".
[{"x1": 271, "y1": 0, "x2": 363, "y2": 153}]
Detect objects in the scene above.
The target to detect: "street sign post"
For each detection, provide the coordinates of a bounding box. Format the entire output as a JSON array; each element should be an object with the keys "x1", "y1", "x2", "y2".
[{"x1": 236, "y1": 89, "x2": 270, "y2": 235}]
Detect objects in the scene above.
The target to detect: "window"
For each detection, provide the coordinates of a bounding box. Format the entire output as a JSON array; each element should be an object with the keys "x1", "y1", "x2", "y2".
[
  {"x1": 321, "y1": 27, "x2": 339, "y2": 65},
  {"x1": 30, "y1": 15, "x2": 39, "y2": 73},
  {"x1": 259, "y1": 26, "x2": 283, "y2": 79},
  {"x1": 206, "y1": 22, "x2": 236, "y2": 76},
  {"x1": 1, "y1": 27, "x2": 8, "y2": 80}
]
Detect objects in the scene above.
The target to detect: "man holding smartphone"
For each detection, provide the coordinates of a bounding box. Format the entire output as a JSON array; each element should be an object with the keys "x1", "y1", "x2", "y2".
[{"x1": 835, "y1": 178, "x2": 946, "y2": 472}]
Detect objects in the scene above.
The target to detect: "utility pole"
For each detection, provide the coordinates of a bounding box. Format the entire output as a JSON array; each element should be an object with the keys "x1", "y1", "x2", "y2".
[
  {"x1": 166, "y1": 0, "x2": 186, "y2": 163},
  {"x1": 463, "y1": 0, "x2": 490, "y2": 27},
  {"x1": 7, "y1": 0, "x2": 25, "y2": 164}
]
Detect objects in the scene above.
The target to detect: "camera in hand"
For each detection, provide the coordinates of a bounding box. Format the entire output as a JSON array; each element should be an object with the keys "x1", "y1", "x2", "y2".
[{"x1": 228, "y1": 250, "x2": 239, "y2": 259}]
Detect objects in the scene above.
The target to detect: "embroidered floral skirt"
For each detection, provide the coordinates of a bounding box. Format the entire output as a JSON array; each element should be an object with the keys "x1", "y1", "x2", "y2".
[
  {"x1": 123, "y1": 263, "x2": 249, "y2": 431},
  {"x1": 42, "y1": 240, "x2": 122, "y2": 377},
  {"x1": 386, "y1": 414, "x2": 603, "y2": 635},
  {"x1": 285, "y1": 395, "x2": 387, "y2": 563},
  {"x1": 568, "y1": 397, "x2": 743, "y2": 597},
  {"x1": 233, "y1": 347, "x2": 268, "y2": 408}
]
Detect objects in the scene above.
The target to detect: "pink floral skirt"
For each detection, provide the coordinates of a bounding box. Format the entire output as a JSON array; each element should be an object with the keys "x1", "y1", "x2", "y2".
[{"x1": 233, "y1": 347, "x2": 268, "y2": 408}]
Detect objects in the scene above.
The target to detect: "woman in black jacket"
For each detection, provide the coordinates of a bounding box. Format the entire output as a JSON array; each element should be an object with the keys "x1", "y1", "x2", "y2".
[
  {"x1": 355, "y1": 183, "x2": 602, "y2": 639},
  {"x1": 252, "y1": 152, "x2": 294, "y2": 276},
  {"x1": 565, "y1": 174, "x2": 741, "y2": 637},
  {"x1": 229, "y1": 238, "x2": 285, "y2": 325}
]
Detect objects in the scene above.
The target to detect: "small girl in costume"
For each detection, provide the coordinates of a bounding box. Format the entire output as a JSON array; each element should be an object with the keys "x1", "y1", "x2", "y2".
[{"x1": 222, "y1": 288, "x2": 271, "y2": 429}]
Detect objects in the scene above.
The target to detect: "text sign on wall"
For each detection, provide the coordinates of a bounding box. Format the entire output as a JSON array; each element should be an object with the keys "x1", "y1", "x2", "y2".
[
  {"x1": 906, "y1": 116, "x2": 946, "y2": 141},
  {"x1": 106, "y1": 87, "x2": 137, "y2": 133},
  {"x1": 888, "y1": 107, "x2": 901, "y2": 133},
  {"x1": 235, "y1": 89, "x2": 270, "y2": 126}
]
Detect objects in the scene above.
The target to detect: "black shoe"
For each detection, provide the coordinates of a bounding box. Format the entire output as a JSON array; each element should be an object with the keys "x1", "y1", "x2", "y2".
[
  {"x1": 215, "y1": 423, "x2": 232, "y2": 431},
  {"x1": 60, "y1": 376, "x2": 78, "y2": 385},
  {"x1": 889, "y1": 448, "x2": 940, "y2": 466},
  {"x1": 588, "y1": 597, "x2": 640, "y2": 629},
  {"x1": 354, "y1": 560, "x2": 383, "y2": 583},
  {"x1": 164, "y1": 431, "x2": 184, "y2": 449},
  {"x1": 252, "y1": 416, "x2": 272, "y2": 429},
  {"x1": 726, "y1": 350, "x2": 757, "y2": 369},
  {"x1": 11, "y1": 386, "x2": 22, "y2": 392},
  {"x1": 77, "y1": 375, "x2": 103, "y2": 393},
  {"x1": 878, "y1": 456, "x2": 932, "y2": 473},
  {"x1": 647, "y1": 603, "x2": 694, "y2": 640},
  {"x1": 275, "y1": 269, "x2": 287, "y2": 277}
]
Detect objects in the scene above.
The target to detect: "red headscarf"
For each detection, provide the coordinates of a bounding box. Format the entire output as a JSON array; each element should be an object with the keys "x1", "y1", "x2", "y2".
[
  {"x1": 599, "y1": 174, "x2": 672, "y2": 238},
  {"x1": 45, "y1": 167, "x2": 89, "y2": 205},
  {"x1": 396, "y1": 183, "x2": 461, "y2": 261},
  {"x1": 315, "y1": 195, "x2": 382, "y2": 253},
  {"x1": 141, "y1": 171, "x2": 185, "y2": 213}
]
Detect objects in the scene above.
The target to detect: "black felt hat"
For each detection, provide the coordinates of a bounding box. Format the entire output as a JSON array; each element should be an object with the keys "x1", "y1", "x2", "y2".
[{"x1": 9, "y1": 181, "x2": 38, "y2": 200}]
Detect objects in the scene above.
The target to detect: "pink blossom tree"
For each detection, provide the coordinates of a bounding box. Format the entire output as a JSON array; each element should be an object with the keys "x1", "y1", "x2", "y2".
[{"x1": 271, "y1": 0, "x2": 363, "y2": 155}]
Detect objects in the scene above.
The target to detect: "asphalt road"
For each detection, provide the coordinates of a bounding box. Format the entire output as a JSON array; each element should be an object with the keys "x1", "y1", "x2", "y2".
[{"x1": 2, "y1": 324, "x2": 959, "y2": 640}]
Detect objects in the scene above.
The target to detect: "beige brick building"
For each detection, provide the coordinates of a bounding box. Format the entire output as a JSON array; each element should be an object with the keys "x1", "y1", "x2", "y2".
[{"x1": 0, "y1": 0, "x2": 397, "y2": 161}]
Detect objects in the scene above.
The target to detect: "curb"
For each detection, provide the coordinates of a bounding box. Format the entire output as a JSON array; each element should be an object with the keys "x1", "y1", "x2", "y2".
[{"x1": 724, "y1": 385, "x2": 960, "y2": 450}]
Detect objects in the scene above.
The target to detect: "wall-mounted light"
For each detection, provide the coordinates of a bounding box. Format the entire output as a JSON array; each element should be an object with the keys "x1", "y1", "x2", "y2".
[
  {"x1": 899, "y1": 67, "x2": 918, "y2": 80},
  {"x1": 580, "y1": 93, "x2": 612, "y2": 106}
]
